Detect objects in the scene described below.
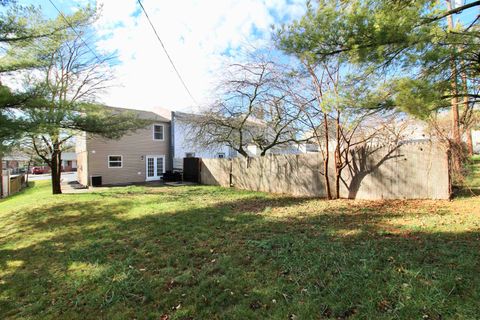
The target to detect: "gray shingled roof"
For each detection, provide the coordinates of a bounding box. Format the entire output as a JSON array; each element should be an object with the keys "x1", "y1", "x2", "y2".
[{"x1": 105, "y1": 106, "x2": 170, "y2": 122}]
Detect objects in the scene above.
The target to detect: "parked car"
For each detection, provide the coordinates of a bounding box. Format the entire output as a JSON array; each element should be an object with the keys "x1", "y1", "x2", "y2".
[{"x1": 31, "y1": 166, "x2": 50, "y2": 174}]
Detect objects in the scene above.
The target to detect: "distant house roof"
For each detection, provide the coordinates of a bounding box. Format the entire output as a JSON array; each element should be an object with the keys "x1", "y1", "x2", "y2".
[
  {"x1": 172, "y1": 111, "x2": 267, "y2": 127},
  {"x1": 2, "y1": 153, "x2": 30, "y2": 161},
  {"x1": 105, "y1": 106, "x2": 170, "y2": 123},
  {"x1": 172, "y1": 111, "x2": 198, "y2": 121}
]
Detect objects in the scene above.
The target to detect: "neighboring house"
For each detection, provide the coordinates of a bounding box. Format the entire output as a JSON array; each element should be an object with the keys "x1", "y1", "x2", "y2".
[
  {"x1": 1, "y1": 153, "x2": 30, "y2": 174},
  {"x1": 171, "y1": 111, "x2": 236, "y2": 170},
  {"x1": 298, "y1": 142, "x2": 321, "y2": 153},
  {"x1": 171, "y1": 111, "x2": 304, "y2": 169},
  {"x1": 473, "y1": 130, "x2": 480, "y2": 154},
  {"x1": 61, "y1": 152, "x2": 77, "y2": 172},
  {"x1": 76, "y1": 107, "x2": 171, "y2": 186},
  {"x1": 246, "y1": 143, "x2": 303, "y2": 156}
]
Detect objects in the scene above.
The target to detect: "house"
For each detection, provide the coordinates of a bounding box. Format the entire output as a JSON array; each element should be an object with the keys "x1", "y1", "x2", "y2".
[
  {"x1": 61, "y1": 152, "x2": 77, "y2": 172},
  {"x1": 472, "y1": 130, "x2": 480, "y2": 154},
  {"x1": 1, "y1": 153, "x2": 30, "y2": 174},
  {"x1": 171, "y1": 111, "x2": 308, "y2": 168},
  {"x1": 245, "y1": 143, "x2": 304, "y2": 156},
  {"x1": 171, "y1": 111, "x2": 236, "y2": 170},
  {"x1": 76, "y1": 107, "x2": 171, "y2": 186}
]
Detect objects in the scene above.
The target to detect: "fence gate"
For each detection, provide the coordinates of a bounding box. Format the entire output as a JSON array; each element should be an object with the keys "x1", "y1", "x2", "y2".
[{"x1": 183, "y1": 157, "x2": 200, "y2": 183}]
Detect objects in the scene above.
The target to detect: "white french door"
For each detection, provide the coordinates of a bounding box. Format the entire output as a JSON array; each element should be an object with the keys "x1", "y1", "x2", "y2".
[{"x1": 145, "y1": 155, "x2": 165, "y2": 181}]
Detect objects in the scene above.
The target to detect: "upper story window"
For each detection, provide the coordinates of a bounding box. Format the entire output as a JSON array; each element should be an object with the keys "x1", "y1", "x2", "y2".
[
  {"x1": 217, "y1": 153, "x2": 225, "y2": 159},
  {"x1": 153, "y1": 124, "x2": 164, "y2": 141},
  {"x1": 108, "y1": 155, "x2": 123, "y2": 168}
]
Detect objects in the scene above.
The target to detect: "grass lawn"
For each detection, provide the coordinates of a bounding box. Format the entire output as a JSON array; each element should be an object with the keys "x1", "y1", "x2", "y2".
[
  {"x1": 465, "y1": 155, "x2": 480, "y2": 191},
  {"x1": 0, "y1": 180, "x2": 479, "y2": 319}
]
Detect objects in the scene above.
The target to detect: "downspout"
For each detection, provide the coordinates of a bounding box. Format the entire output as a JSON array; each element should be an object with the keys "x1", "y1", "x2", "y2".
[
  {"x1": 86, "y1": 132, "x2": 90, "y2": 187},
  {"x1": 0, "y1": 154, "x2": 3, "y2": 198},
  {"x1": 170, "y1": 111, "x2": 175, "y2": 171}
]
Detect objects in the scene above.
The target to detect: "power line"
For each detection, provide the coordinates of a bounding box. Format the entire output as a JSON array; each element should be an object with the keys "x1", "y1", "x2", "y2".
[
  {"x1": 136, "y1": 0, "x2": 197, "y2": 105},
  {"x1": 47, "y1": 0, "x2": 102, "y2": 62}
]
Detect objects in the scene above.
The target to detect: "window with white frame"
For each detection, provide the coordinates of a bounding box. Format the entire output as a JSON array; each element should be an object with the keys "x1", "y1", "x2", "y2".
[
  {"x1": 108, "y1": 155, "x2": 123, "y2": 168},
  {"x1": 217, "y1": 153, "x2": 225, "y2": 159},
  {"x1": 153, "y1": 124, "x2": 164, "y2": 140}
]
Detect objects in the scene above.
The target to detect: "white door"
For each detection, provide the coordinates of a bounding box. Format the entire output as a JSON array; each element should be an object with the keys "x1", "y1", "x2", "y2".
[{"x1": 146, "y1": 155, "x2": 165, "y2": 181}]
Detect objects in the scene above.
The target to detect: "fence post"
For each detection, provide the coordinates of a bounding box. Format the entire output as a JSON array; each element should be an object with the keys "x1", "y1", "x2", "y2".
[
  {"x1": 7, "y1": 170, "x2": 10, "y2": 197},
  {"x1": 229, "y1": 158, "x2": 233, "y2": 187}
]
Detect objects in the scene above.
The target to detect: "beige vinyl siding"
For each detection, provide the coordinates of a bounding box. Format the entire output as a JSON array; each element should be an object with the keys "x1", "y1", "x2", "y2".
[
  {"x1": 75, "y1": 132, "x2": 89, "y2": 186},
  {"x1": 86, "y1": 123, "x2": 170, "y2": 185}
]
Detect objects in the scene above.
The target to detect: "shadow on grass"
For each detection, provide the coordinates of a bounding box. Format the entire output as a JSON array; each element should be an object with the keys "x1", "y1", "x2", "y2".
[
  {"x1": 453, "y1": 187, "x2": 480, "y2": 198},
  {"x1": 0, "y1": 189, "x2": 479, "y2": 319},
  {"x1": 453, "y1": 157, "x2": 480, "y2": 198}
]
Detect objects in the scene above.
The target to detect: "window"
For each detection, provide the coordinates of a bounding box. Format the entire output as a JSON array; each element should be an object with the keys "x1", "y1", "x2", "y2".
[
  {"x1": 153, "y1": 124, "x2": 164, "y2": 140},
  {"x1": 185, "y1": 152, "x2": 195, "y2": 158},
  {"x1": 217, "y1": 153, "x2": 225, "y2": 159},
  {"x1": 108, "y1": 155, "x2": 122, "y2": 168},
  {"x1": 156, "y1": 157, "x2": 164, "y2": 176}
]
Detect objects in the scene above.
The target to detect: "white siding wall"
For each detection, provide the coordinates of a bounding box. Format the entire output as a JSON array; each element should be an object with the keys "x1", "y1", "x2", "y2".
[
  {"x1": 173, "y1": 119, "x2": 232, "y2": 170},
  {"x1": 473, "y1": 130, "x2": 480, "y2": 154}
]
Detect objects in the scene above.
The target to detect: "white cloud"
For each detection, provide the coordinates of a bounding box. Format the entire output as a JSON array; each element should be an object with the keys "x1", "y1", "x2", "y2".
[{"x1": 93, "y1": 0, "x2": 306, "y2": 112}]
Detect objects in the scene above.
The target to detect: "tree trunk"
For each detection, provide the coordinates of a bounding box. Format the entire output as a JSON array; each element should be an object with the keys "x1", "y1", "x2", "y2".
[
  {"x1": 26, "y1": 160, "x2": 31, "y2": 185},
  {"x1": 446, "y1": 0, "x2": 462, "y2": 172},
  {"x1": 466, "y1": 128, "x2": 473, "y2": 156},
  {"x1": 334, "y1": 111, "x2": 341, "y2": 199},
  {"x1": 323, "y1": 112, "x2": 332, "y2": 200},
  {"x1": 335, "y1": 170, "x2": 341, "y2": 199},
  {"x1": 460, "y1": 57, "x2": 472, "y2": 156},
  {"x1": 50, "y1": 151, "x2": 62, "y2": 194}
]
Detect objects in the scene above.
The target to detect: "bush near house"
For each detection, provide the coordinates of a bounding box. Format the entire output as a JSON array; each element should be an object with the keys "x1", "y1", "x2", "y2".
[{"x1": 0, "y1": 176, "x2": 479, "y2": 319}]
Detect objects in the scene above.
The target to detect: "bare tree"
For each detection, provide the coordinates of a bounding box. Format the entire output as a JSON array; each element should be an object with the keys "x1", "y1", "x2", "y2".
[
  {"x1": 289, "y1": 57, "x2": 400, "y2": 199},
  {"x1": 188, "y1": 59, "x2": 307, "y2": 157},
  {"x1": 287, "y1": 59, "x2": 342, "y2": 199}
]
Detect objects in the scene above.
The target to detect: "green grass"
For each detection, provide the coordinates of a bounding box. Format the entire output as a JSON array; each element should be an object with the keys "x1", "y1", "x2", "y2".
[
  {"x1": 465, "y1": 155, "x2": 480, "y2": 190},
  {"x1": 1, "y1": 181, "x2": 479, "y2": 319}
]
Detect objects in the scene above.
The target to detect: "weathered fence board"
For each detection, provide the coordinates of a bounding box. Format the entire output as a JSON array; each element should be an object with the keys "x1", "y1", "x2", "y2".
[
  {"x1": 199, "y1": 142, "x2": 450, "y2": 200},
  {"x1": 9, "y1": 175, "x2": 25, "y2": 195}
]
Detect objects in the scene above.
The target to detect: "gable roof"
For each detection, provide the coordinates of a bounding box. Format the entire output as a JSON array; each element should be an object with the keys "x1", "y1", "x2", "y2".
[{"x1": 105, "y1": 106, "x2": 170, "y2": 123}]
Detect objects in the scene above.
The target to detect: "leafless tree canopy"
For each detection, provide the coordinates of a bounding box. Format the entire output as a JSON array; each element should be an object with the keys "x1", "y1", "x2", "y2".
[{"x1": 187, "y1": 59, "x2": 307, "y2": 157}]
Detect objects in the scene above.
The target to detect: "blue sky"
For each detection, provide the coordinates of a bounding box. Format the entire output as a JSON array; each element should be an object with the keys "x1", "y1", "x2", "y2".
[
  {"x1": 22, "y1": 0, "x2": 307, "y2": 113},
  {"x1": 19, "y1": 0, "x2": 479, "y2": 113}
]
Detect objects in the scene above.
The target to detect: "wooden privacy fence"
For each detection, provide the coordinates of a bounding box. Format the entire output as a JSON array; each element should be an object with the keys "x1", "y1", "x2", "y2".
[
  {"x1": 199, "y1": 141, "x2": 451, "y2": 200},
  {"x1": 1, "y1": 171, "x2": 26, "y2": 198},
  {"x1": 10, "y1": 174, "x2": 25, "y2": 194}
]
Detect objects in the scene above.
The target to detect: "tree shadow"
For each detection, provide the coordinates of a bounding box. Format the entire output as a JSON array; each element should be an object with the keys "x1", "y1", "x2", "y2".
[
  {"x1": 344, "y1": 144, "x2": 404, "y2": 199},
  {"x1": 1, "y1": 189, "x2": 478, "y2": 319}
]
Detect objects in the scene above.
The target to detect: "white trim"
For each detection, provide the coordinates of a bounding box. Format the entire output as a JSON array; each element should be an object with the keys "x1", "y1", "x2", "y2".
[
  {"x1": 152, "y1": 124, "x2": 165, "y2": 141},
  {"x1": 145, "y1": 155, "x2": 165, "y2": 181},
  {"x1": 108, "y1": 155, "x2": 123, "y2": 168}
]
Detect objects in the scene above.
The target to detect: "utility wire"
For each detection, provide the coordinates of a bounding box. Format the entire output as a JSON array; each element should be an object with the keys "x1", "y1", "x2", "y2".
[
  {"x1": 136, "y1": 0, "x2": 198, "y2": 105},
  {"x1": 47, "y1": 0, "x2": 102, "y2": 62}
]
